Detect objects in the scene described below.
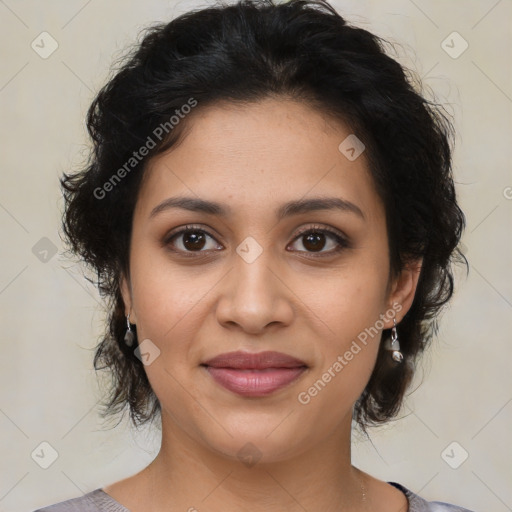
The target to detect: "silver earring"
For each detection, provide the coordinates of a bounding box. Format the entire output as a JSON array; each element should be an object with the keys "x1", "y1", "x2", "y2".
[
  {"x1": 124, "y1": 314, "x2": 135, "y2": 347},
  {"x1": 385, "y1": 318, "x2": 403, "y2": 363}
]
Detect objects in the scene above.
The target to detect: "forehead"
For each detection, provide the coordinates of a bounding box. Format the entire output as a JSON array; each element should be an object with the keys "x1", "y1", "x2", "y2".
[{"x1": 136, "y1": 98, "x2": 383, "y2": 223}]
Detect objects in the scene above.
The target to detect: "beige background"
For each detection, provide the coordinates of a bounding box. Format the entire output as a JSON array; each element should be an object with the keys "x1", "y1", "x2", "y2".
[{"x1": 1, "y1": 1, "x2": 511, "y2": 511}]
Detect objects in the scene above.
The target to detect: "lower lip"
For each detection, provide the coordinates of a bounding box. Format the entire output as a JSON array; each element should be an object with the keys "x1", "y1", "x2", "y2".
[{"x1": 204, "y1": 366, "x2": 307, "y2": 397}]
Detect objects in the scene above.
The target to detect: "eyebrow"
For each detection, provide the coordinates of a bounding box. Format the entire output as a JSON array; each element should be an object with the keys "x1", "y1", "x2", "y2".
[{"x1": 149, "y1": 196, "x2": 365, "y2": 221}]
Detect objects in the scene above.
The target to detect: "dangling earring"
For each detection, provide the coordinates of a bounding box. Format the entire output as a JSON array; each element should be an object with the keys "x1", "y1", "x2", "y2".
[
  {"x1": 385, "y1": 318, "x2": 403, "y2": 363},
  {"x1": 124, "y1": 313, "x2": 135, "y2": 347}
]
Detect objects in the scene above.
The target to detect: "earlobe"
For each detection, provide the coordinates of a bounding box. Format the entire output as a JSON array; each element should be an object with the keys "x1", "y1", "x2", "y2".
[
  {"x1": 120, "y1": 273, "x2": 136, "y2": 323},
  {"x1": 387, "y1": 258, "x2": 423, "y2": 326}
]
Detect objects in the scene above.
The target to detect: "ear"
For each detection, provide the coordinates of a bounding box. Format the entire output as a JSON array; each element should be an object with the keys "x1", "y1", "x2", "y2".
[
  {"x1": 120, "y1": 272, "x2": 137, "y2": 324},
  {"x1": 385, "y1": 258, "x2": 423, "y2": 327}
]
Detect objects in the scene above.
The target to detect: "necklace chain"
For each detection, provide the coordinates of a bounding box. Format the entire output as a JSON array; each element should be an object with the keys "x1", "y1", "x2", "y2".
[{"x1": 358, "y1": 470, "x2": 369, "y2": 510}]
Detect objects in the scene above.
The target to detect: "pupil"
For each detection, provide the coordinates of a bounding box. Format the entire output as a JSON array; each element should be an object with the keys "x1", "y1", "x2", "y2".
[
  {"x1": 304, "y1": 232, "x2": 325, "y2": 252},
  {"x1": 184, "y1": 231, "x2": 206, "y2": 251}
]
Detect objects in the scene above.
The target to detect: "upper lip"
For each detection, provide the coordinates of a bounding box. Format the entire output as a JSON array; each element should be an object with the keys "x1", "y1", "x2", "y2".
[{"x1": 202, "y1": 351, "x2": 307, "y2": 369}]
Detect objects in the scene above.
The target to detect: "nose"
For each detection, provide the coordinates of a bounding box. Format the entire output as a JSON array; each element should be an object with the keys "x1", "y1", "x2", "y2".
[{"x1": 215, "y1": 247, "x2": 294, "y2": 335}]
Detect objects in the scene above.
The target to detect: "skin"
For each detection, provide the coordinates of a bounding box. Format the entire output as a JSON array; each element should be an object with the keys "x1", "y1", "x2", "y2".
[{"x1": 103, "y1": 97, "x2": 421, "y2": 512}]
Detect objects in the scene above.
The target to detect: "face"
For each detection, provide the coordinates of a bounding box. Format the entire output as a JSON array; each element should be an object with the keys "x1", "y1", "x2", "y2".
[{"x1": 121, "y1": 98, "x2": 420, "y2": 464}]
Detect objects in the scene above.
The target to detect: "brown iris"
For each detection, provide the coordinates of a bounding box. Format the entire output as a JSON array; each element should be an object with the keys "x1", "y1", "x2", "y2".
[
  {"x1": 302, "y1": 232, "x2": 326, "y2": 252},
  {"x1": 183, "y1": 231, "x2": 207, "y2": 251}
]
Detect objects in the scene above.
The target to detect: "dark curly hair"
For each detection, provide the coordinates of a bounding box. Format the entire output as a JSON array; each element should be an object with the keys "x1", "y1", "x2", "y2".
[{"x1": 60, "y1": 0, "x2": 467, "y2": 433}]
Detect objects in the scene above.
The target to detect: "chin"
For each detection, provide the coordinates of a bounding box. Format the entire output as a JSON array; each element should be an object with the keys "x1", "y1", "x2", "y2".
[{"x1": 196, "y1": 422, "x2": 312, "y2": 467}]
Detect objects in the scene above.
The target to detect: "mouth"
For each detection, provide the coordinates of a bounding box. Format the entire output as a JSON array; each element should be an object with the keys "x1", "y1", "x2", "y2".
[{"x1": 201, "y1": 351, "x2": 308, "y2": 397}]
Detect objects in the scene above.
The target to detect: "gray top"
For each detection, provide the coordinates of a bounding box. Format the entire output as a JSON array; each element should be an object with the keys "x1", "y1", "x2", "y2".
[{"x1": 33, "y1": 482, "x2": 476, "y2": 512}]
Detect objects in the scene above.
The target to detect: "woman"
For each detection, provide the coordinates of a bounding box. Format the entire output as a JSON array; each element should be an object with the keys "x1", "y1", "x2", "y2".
[{"x1": 35, "y1": 0, "x2": 474, "y2": 510}]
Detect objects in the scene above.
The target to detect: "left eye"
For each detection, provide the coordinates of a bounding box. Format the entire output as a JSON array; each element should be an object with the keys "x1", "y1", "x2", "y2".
[{"x1": 288, "y1": 228, "x2": 348, "y2": 254}]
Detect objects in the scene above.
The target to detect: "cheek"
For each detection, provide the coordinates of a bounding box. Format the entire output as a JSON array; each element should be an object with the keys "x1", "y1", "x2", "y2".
[
  {"x1": 308, "y1": 259, "x2": 389, "y2": 340},
  {"x1": 127, "y1": 249, "x2": 228, "y2": 400},
  {"x1": 297, "y1": 254, "x2": 389, "y2": 393},
  {"x1": 126, "y1": 253, "x2": 212, "y2": 410},
  {"x1": 128, "y1": 241, "x2": 212, "y2": 339},
  {"x1": 294, "y1": 273, "x2": 387, "y2": 424}
]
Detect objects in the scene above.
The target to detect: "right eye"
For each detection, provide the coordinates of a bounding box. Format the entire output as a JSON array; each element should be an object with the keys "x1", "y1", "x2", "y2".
[{"x1": 164, "y1": 225, "x2": 223, "y2": 254}]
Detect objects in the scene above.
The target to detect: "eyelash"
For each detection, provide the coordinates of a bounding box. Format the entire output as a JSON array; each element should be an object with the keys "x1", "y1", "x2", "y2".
[{"x1": 163, "y1": 223, "x2": 350, "y2": 258}]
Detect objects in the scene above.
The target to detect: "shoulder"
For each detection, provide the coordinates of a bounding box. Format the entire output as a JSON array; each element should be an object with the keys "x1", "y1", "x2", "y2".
[
  {"x1": 32, "y1": 488, "x2": 129, "y2": 512},
  {"x1": 388, "y1": 482, "x2": 477, "y2": 512}
]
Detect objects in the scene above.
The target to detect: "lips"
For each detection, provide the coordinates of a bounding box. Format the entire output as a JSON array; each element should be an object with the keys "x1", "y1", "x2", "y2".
[
  {"x1": 202, "y1": 351, "x2": 308, "y2": 397},
  {"x1": 202, "y1": 350, "x2": 307, "y2": 370}
]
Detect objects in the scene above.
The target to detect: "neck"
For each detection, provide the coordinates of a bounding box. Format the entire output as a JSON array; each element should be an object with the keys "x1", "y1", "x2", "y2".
[{"x1": 142, "y1": 411, "x2": 367, "y2": 512}]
